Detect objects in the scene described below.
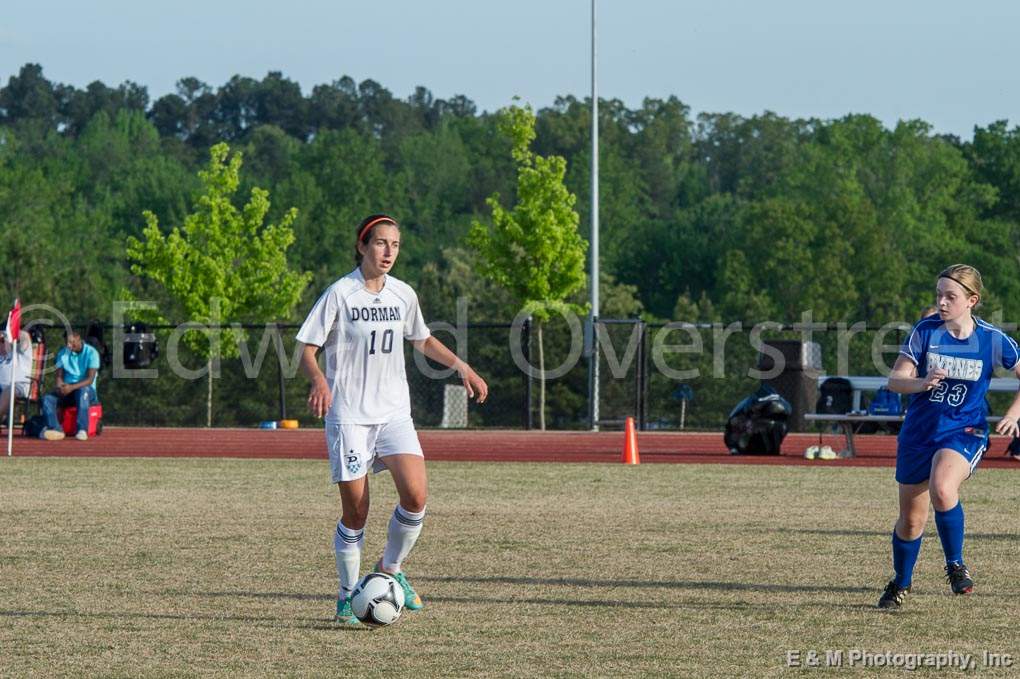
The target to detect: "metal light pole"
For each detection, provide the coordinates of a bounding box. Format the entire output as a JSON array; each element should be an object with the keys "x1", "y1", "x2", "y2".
[{"x1": 587, "y1": 0, "x2": 600, "y2": 431}]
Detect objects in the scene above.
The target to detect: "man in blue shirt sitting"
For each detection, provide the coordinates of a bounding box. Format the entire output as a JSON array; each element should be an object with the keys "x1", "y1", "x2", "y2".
[{"x1": 39, "y1": 329, "x2": 100, "y2": 441}]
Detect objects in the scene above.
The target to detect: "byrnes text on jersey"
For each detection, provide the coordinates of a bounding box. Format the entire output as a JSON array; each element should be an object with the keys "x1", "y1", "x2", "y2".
[{"x1": 926, "y1": 353, "x2": 983, "y2": 382}]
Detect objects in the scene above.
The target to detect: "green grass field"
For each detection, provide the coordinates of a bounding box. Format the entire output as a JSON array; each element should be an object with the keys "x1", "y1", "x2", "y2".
[{"x1": 2, "y1": 458, "x2": 1020, "y2": 677}]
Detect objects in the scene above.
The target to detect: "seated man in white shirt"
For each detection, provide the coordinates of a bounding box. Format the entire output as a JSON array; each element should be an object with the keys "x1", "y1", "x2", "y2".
[{"x1": 0, "y1": 324, "x2": 32, "y2": 426}]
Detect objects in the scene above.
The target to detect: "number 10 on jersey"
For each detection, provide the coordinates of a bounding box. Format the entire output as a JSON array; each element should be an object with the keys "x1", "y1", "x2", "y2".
[{"x1": 369, "y1": 329, "x2": 394, "y2": 354}]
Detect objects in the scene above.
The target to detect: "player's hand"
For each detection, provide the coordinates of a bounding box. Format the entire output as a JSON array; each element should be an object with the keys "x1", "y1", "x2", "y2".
[
  {"x1": 921, "y1": 368, "x2": 948, "y2": 391},
  {"x1": 307, "y1": 377, "x2": 332, "y2": 418},
  {"x1": 460, "y1": 366, "x2": 488, "y2": 404},
  {"x1": 996, "y1": 415, "x2": 1020, "y2": 438}
]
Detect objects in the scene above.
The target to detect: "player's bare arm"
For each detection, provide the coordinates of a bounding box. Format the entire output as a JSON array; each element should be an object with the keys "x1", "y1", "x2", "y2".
[
  {"x1": 413, "y1": 336, "x2": 488, "y2": 404},
  {"x1": 994, "y1": 362, "x2": 1020, "y2": 438},
  {"x1": 887, "y1": 355, "x2": 946, "y2": 394},
  {"x1": 299, "y1": 342, "x2": 332, "y2": 417}
]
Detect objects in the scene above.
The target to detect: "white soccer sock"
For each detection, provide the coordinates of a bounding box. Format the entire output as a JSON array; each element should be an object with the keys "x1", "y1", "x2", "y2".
[
  {"x1": 382, "y1": 505, "x2": 426, "y2": 573},
  {"x1": 334, "y1": 520, "x2": 364, "y2": 600}
]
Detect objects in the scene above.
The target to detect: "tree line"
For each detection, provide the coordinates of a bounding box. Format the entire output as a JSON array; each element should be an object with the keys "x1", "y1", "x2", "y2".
[{"x1": 4, "y1": 62, "x2": 1020, "y2": 426}]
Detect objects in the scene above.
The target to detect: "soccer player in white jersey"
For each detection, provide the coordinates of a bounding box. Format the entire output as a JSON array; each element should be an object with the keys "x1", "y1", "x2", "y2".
[
  {"x1": 296, "y1": 213, "x2": 488, "y2": 624},
  {"x1": 877, "y1": 265, "x2": 1020, "y2": 609}
]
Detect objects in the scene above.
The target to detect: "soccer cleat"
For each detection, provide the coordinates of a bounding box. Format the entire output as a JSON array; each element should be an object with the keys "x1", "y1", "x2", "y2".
[
  {"x1": 75, "y1": 430, "x2": 88, "y2": 441},
  {"x1": 374, "y1": 561, "x2": 423, "y2": 610},
  {"x1": 877, "y1": 580, "x2": 910, "y2": 609},
  {"x1": 334, "y1": 597, "x2": 360, "y2": 625},
  {"x1": 946, "y1": 562, "x2": 974, "y2": 594},
  {"x1": 392, "y1": 571, "x2": 424, "y2": 610},
  {"x1": 42, "y1": 429, "x2": 65, "y2": 441}
]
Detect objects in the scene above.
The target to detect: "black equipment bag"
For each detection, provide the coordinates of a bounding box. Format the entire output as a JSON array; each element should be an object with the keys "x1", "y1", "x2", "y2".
[
  {"x1": 85, "y1": 319, "x2": 112, "y2": 368},
  {"x1": 724, "y1": 385, "x2": 792, "y2": 455},
  {"x1": 816, "y1": 377, "x2": 854, "y2": 414},
  {"x1": 23, "y1": 415, "x2": 47, "y2": 438},
  {"x1": 123, "y1": 322, "x2": 159, "y2": 369}
]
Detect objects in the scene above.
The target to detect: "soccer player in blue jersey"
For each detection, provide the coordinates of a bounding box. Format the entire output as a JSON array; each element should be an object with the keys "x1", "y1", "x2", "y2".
[{"x1": 878, "y1": 265, "x2": 1020, "y2": 608}]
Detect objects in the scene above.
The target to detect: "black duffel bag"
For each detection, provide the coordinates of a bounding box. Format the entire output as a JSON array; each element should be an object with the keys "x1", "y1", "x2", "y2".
[
  {"x1": 724, "y1": 384, "x2": 792, "y2": 455},
  {"x1": 816, "y1": 376, "x2": 854, "y2": 414},
  {"x1": 123, "y1": 322, "x2": 159, "y2": 369}
]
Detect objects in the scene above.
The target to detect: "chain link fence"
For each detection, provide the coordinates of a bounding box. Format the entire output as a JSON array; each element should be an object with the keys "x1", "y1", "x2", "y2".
[{"x1": 21, "y1": 317, "x2": 1013, "y2": 431}]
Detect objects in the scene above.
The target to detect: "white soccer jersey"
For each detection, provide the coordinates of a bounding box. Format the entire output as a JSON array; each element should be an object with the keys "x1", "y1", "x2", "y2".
[{"x1": 296, "y1": 268, "x2": 431, "y2": 424}]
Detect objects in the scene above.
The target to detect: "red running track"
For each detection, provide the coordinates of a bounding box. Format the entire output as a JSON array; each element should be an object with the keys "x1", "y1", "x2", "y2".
[{"x1": 3, "y1": 427, "x2": 1019, "y2": 469}]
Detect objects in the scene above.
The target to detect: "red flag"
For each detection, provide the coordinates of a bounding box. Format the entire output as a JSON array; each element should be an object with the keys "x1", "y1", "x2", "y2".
[{"x1": 8, "y1": 298, "x2": 20, "y2": 342}]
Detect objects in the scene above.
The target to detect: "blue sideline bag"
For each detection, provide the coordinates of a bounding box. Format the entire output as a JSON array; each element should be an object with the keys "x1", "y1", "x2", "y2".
[{"x1": 868, "y1": 386, "x2": 902, "y2": 416}]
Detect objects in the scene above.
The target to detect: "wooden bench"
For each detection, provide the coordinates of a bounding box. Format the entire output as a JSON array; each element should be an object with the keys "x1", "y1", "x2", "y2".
[{"x1": 806, "y1": 375, "x2": 1018, "y2": 457}]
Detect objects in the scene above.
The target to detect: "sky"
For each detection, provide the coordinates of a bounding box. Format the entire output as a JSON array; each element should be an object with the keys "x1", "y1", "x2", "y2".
[{"x1": 2, "y1": 0, "x2": 1019, "y2": 139}]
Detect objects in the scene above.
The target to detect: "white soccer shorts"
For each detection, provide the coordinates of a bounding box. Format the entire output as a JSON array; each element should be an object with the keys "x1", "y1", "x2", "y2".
[{"x1": 326, "y1": 416, "x2": 424, "y2": 483}]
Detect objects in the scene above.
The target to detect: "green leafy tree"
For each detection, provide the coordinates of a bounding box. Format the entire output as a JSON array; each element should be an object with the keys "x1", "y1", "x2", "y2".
[
  {"x1": 468, "y1": 104, "x2": 587, "y2": 429},
  {"x1": 967, "y1": 120, "x2": 1020, "y2": 221},
  {"x1": 75, "y1": 109, "x2": 195, "y2": 239},
  {"x1": 126, "y1": 142, "x2": 311, "y2": 426},
  {"x1": 291, "y1": 128, "x2": 402, "y2": 286},
  {"x1": 0, "y1": 126, "x2": 129, "y2": 316},
  {"x1": 0, "y1": 63, "x2": 62, "y2": 128}
]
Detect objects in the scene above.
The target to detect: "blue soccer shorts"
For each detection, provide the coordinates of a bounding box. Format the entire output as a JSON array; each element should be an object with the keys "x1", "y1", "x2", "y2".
[{"x1": 895, "y1": 427, "x2": 988, "y2": 485}]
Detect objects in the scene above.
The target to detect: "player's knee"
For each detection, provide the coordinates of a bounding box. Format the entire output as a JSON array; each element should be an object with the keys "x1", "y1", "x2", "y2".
[
  {"x1": 400, "y1": 493, "x2": 427, "y2": 514},
  {"x1": 932, "y1": 497, "x2": 953, "y2": 513},
  {"x1": 929, "y1": 481, "x2": 958, "y2": 511}
]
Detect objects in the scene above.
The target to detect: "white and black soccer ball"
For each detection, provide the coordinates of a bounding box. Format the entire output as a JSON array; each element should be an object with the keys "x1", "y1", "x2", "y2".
[{"x1": 350, "y1": 573, "x2": 406, "y2": 627}]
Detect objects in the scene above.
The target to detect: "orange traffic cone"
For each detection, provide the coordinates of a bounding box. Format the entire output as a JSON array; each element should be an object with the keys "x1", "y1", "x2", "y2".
[{"x1": 622, "y1": 417, "x2": 640, "y2": 465}]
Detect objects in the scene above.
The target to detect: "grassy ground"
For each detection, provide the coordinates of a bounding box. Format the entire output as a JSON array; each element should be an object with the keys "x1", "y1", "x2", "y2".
[{"x1": 2, "y1": 458, "x2": 1019, "y2": 678}]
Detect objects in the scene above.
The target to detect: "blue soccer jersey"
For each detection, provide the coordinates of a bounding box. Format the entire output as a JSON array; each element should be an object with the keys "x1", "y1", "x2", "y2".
[{"x1": 898, "y1": 316, "x2": 1019, "y2": 450}]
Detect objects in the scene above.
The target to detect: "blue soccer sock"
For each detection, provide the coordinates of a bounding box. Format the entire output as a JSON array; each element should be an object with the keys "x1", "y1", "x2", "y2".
[
  {"x1": 934, "y1": 501, "x2": 965, "y2": 565},
  {"x1": 892, "y1": 530, "x2": 923, "y2": 588}
]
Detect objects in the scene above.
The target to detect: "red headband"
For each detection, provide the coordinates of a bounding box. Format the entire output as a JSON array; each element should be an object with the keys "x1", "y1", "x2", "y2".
[{"x1": 358, "y1": 216, "x2": 397, "y2": 244}]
